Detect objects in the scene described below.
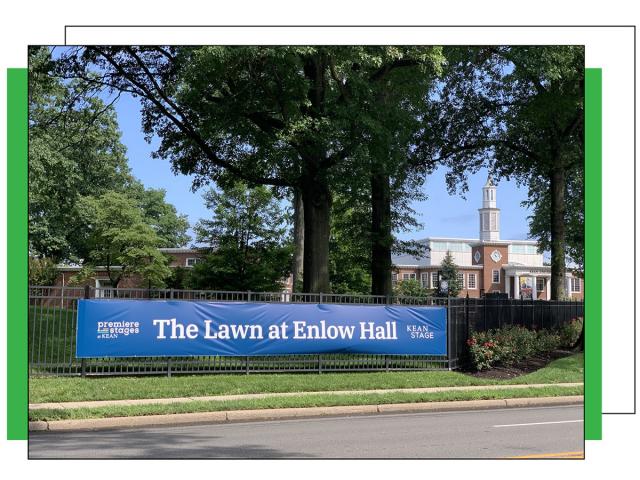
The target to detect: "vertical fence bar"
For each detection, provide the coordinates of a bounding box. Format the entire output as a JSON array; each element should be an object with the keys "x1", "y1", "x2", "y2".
[{"x1": 80, "y1": 285, "x2": 90, "y2": 377}]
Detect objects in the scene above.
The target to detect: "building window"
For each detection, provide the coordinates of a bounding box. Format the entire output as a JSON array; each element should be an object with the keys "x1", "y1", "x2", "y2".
[
  {"x1": 95, "y1": 279, "x2": 113, "y2": 298},
  {"x1": 482, "y1": 212, "x2": 489, "y2": 231},
  {"x1": 467, "y1": 273, "x2": 477, "y2": 289},
  {"x1": 492, "y1": 269, "x2": 500, "y2": 284},
  {"x1": 402, "y1": 273, "x2": 416, "y2": 281},
  {"x1": 431, "y1": 272, "x2": 439, "y2": 289},
  {"x1": 536, "y1": 277, "x2": 545, "y2": 292},
  {"x1": 186, "y1": 257, "x2": 203, "y2": 267},
  {"x1": 490, "y1": 212, "x2": 497, "y2": 230},
  {"x1": 421, "y1": 273, "x2": 429, "y2": 288},
  {"x1": 457, "y1": 272, "x2": 464, "y2": 289},
  {"x1": 392, "y1": 273, "x2": 397, "y2": 286},
  {"x1": 571, "y1": 277, "x2": 581, "y2": 292}
]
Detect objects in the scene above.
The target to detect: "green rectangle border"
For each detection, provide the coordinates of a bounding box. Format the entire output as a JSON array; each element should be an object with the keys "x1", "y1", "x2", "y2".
[
  {"x1": 7, "y1": 68, "x2": 28, "y2": 440},
  {"x1": 5, "y1": 67, "x2": 604, "y2": 442},
  {"x1": 585, "y1": 68, "x2": 602, "y2": 440}
]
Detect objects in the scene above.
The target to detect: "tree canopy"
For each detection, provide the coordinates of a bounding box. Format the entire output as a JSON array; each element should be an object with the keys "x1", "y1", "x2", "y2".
[
  {"x1": 190, "y1": 183, "x2": 292, "y2": 291},
  {"x1": 74, "y1": 192, "x2": 172, "y2": 288},
  {"x1": 29, "y1": 47, "x2": 190, "y2": 267},
  {"x1": 54, "y1": 46, "x2": 445, "y2": 293}
]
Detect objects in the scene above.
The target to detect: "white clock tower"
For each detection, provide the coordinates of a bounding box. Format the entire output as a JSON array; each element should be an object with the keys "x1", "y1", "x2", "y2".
[{"x1": 479, "y1": 176, "x2": 500, "y2": 241}]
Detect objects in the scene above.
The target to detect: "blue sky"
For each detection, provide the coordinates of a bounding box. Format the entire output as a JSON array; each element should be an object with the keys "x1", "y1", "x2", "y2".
[{"x1": 113, "y1": 93, "x2": 534, "y2": 245}]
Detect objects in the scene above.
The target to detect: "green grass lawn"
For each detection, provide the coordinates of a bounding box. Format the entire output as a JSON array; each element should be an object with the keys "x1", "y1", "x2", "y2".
[
  {"x1": 28, "y1": 385, "x2": 583, "y2": 422},
  {"x1": 29, "y1": 353, "x2": 583, "y2": 404}
]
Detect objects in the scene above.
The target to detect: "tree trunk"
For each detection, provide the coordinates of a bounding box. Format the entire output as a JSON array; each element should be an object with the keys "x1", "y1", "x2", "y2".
[
  {"x1": 301, "y1": 171, "x2": 331, "y2": 294},
  {"x1": 370, "y1": 169, "x2": 393, "y2": 296},
  {"x1": 291, "y1": 188, "x2": 304, "y2": 292},
  {"x1": 550, "y1": 165, "x2": 567, "y2": 300}
]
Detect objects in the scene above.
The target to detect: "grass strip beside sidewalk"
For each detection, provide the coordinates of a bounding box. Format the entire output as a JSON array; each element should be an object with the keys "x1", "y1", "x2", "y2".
[
  {"x1": 29, "y1": 385, "x2": 583, "y2": 422},
  {"x1": 29, "y1": 353, "x2": 584, "y2": 403}
]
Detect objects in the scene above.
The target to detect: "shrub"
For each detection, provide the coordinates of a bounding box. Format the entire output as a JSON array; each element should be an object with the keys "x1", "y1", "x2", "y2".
[
  {"x1": 467, "y1": 324, "x2": 561, "y2": 371},
  {"x1": 559, "y1": 317, "x2": 583, "y2": 347},
  {"x1": 28, "y1": 256, "x2": 58, "y2": 286}
]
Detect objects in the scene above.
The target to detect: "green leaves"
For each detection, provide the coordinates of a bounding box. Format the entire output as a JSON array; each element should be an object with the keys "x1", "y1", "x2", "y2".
[
  {"x1": 190, "y1": 183, "x2": 292, "y2": 292},
  {"x1": 75, "y1": 192, "x2": 172, "y2": 288},
  {"x1": 439, "y1": 251, "x2": 462, "y2": 297}
]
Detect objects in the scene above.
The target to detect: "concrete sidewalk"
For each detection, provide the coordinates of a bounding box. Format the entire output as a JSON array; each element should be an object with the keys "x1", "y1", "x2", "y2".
[
  {"x1": 29, "y1": 395, "x2": 584, "y2": 433},
  {"x1": 30, "y1": 382, "x2": 583, "y2": 411}
]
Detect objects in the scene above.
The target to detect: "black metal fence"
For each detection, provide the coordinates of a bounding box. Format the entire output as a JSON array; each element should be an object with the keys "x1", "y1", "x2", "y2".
[{"x1": 28, "y1": 286, "x2": 583, "y2": 377}]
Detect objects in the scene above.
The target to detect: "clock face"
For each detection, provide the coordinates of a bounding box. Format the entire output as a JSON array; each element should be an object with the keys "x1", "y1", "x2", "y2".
[
  {"x1": 490, "y1": 249, "x2": 502, "y2": 263},
  {"x1": 474, "y1": 251, "x2": 481, "y2": 263}
]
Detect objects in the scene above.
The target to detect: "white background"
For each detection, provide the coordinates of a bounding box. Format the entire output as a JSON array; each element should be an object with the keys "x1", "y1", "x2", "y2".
[{"x1": 0, "y1": 1, "x2": 637, "y2": 476}]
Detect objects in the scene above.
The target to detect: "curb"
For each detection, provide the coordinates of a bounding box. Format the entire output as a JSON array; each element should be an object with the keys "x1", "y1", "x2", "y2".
[{"x1": 29, "y1": 395, "x2": 583, "y2": 433}]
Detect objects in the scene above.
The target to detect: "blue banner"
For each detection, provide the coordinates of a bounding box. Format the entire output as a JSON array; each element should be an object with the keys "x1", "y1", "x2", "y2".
[{"x1": 76, "y1": 300, "x2": 447, "y2": 358}]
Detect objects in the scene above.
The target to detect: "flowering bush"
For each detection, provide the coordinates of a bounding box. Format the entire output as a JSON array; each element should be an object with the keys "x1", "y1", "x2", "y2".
[
  {"x1": 467, "y1": 325, "x2": 561, "y2": 371},
  {"x1": 559, "y1": 317, "x2": 583, "y2": 347}
]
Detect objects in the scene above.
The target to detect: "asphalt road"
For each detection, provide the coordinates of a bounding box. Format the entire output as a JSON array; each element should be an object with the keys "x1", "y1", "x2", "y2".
[{"x1": 29, "y1": 405, "x2": 584, "y2": 459}]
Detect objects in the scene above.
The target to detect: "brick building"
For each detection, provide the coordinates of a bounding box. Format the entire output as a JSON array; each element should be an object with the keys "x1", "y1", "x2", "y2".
[
  {"x1": 53, "y1": 248, "x2": 207, "y2": 296},
  {"x1": 391, "y1": 177, "x2": 583, "y2": 300}
]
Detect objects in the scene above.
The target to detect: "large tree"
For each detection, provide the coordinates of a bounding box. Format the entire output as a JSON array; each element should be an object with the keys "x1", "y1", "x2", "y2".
[
  {"x1": 74, "y1": 192, "x2": 172, "y2": 288},
  {"x1": 325, "y1": 47, "x2": 444, "y2": 296},
  {"x1": 191, "y1": 182, "x2": 292, "y2": 292},
  {"x1": 29, "y1": 47, "x2": 133, "y2": 261},
  {"x1": 55, "y1": 46, "x2": 445, "y2": 293},
  {"x1": 427, "y1": 46, "x2": 584, "y2": 299},
  {"x1": 30, "y1": 47, "x2": 191, "y2": 265}
]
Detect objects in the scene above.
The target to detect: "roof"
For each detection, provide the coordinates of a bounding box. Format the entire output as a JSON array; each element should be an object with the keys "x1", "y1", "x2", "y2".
[
  {"x1": 412, "y1": 236, "x2": 538, "y2": 245},
  {"x1": 391, "y1": 254, "x2": 430, "y2": 267},
  {"x1": 158, "y1": 248, "x2": 204, "y2": 254}
]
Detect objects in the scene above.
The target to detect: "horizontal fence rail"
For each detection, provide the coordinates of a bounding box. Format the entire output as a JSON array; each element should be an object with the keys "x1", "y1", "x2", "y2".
[{"x1": 28, "y1": 286, "x2": 583, "y2": 377}]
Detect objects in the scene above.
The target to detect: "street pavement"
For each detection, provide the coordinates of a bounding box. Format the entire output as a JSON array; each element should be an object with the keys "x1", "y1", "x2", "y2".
[{"x1": 29, "y1": 405, "x2": 584, "y2": 459}]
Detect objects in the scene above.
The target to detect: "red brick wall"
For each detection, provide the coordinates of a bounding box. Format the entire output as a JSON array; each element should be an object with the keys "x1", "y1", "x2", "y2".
[{"x1": 472, "y1": 244, "x2": 508, "y2": 294}]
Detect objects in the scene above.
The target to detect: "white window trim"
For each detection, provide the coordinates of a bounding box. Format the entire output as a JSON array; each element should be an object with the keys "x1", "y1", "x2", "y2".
[
  {"x1": 457, "y1": 272, "x2": 465, "y2": 289},
  {"x1": 492, "y1": 269, "x2": 500, "y2": 284},
  {"x1": 467, "y1": 273, "x2": 477, "y2": 289},
  {"x1": 185, "y1": 257, "x2": 203, "y2": 267},
  {"x1": 431, "y1": 272, "x2": 439, "y2": 289},
  {"x1": 571, "y1": 277, "x2": 582, "y2": 293},
  {"x1": 421, "y1": 273, "x2": 429, "y2": 288}
]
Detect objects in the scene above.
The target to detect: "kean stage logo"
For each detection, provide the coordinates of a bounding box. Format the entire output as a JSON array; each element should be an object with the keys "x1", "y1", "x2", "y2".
[
  {"x1": 97, "y1": 321, "x2": 141, "y2": 339},
  {"x1": 406, "y1": 324, "x2": 436, "y2": 340}
]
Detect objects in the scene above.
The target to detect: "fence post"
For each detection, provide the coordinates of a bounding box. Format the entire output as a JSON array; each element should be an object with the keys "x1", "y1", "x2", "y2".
[
  {"x1": 248, "y1": 290, "x2": 252, "y2": 302},
  {"x1": 167, "y1": 358, "x2": 172, "y2": 378},
  {"x1": 319, "y1": 292, "x2": 324, "y2": 304},
  {"x1": 170, "y1": 288, "x2": 174, "y2": 300},
  {"x1": 245, "y1": 355, "x2": 250, "y2": 375},
  {"x1": 81, "y1": 285, "x2": 90, "y2": 377},
  {"x1": 447, "y1": 297, "x2": 452, "y2": 370},
  {"x1": 385, "y1": 355, "x2": 389, "y2": 372},
  {"x1": 532, "y1": 299, "x2": 536, "y2": 329},
  {"x1": 465, "y1": 294, "x2": 469, "y2": 338},
  {"x1": 318, "y1": 354, "x2": 322, "y2": 374}
]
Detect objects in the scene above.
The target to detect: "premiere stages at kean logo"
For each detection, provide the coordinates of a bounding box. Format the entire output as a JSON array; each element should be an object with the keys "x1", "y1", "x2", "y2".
[
  {"x1": 76, "y1": 300, "x2": 447, "y2": 358},
  {"x1": 97, "y1": 321, "x2": 140, "y2": 339}
]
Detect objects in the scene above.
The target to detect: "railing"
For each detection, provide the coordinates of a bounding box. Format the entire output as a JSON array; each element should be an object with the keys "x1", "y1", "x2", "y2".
[{"x1": 28, "y1": 286, "x2": 583, "y2": 377}]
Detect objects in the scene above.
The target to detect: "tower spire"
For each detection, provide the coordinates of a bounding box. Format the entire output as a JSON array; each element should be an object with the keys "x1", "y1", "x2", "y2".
[{"x1": 479, "y1": 175, "x2": 500, "y2": 241}]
